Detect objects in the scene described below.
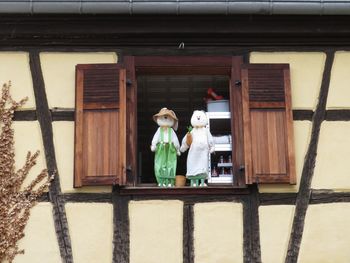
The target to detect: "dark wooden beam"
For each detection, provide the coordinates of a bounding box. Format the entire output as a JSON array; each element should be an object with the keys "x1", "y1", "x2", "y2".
[
  {"x1": 293, "y1": 110, "x2": 313, "y2": 121},
  {"x1": 325, "y1": 110, "x2": 350, "y2": 121},
  {"x1": 243, "y1": 185, "x2": 261, "y2": 263},
  {"x1": 113, "y1": 190, "x2": 131, "y2": 263},
  {"x1": 310, "y1": 190, "x2": 350, "y2": 204},
  {"x1": 285, "y1": 51, "x2": 335, "y2": 263},
  {"x1": 38, "y1": 192, "x2": 50, "y2": 202},
  {"x1": 0, "y1": 45, "x2": 345, "y2": 54},
  {"x1": 51, "y1": 109, "x2": 75, "y2": 121},
  {"x1": 120, "y1": 186, "x2": 249, "y2": 196},
  {"x1": 259, "y1": 193, "x2": 297, "y2": 206},
  {"x1": 21, "y1": 107, "x2": 312, "y2": 123},
  {"x1": 61, "y1": 193, "x2": 112, "y2": 203},
  {"x1": 37, "y1": 190, "x2": 350, "y2": 204},
  {"x1": 2, "y1": 15, "x2": 350, "y2": 47},
  {"x1": 13, "y1": 110, "x2": 37, "y2": 121},
  {"x1": 183, "y1": 203, "x2": 194, "y2": 263},
  {"x1": 29, "y1": 51, "x2": 73, "y2": 263}
]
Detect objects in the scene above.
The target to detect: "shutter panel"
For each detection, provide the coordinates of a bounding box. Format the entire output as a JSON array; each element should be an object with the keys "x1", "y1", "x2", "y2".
[
  {"x1": 74, "y1": 64, "x2": 127, "y2": 187},
  {"x1": 242, "y1": 64, "x2": 296, "y2": 184}
]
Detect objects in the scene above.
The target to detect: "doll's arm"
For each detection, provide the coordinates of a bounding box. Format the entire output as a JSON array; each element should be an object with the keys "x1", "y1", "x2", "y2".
[
  {"x1": 171, "y1": 129, "x2": 181, "y2": 156},
  {"x1": 180, "y1": 134, "x2": 190, "y2": 153},
  {"x1": 150, "y1": 128, "x2": 160, "y2": 152},
  {"x1": 207, "y1": 130, "x2": 215, "y2": 153}
]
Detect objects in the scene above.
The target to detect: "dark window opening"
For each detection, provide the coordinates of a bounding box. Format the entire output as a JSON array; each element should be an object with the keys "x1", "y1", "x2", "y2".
[{"x1": 137, "y1": 75, "x2": 230, "y2": 184}]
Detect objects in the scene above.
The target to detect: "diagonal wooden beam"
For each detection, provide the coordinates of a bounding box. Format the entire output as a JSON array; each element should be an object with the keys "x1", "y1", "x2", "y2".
[
  {"x1": 29, "y1": 51, "x2": 73, "y2": 263},
  {"x1": 285, "y1": 51, "x2": 335, "y2": 263}
]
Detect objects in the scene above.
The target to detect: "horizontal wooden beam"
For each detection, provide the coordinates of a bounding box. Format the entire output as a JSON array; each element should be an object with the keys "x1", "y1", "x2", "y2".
[
  {"x1": 13, "y1": 110, "x2": 37, "y2": 121},
  {"x1": 51, "y1": 109, "x2": 75, "y2": 121},
  {"x1": 35, "y1": 189, "x2": 350, "y2": 205},
  {"x1": 293, "y1": 110, "x2": 314, "y2": 121},
  {"x1": 61, "y1": 193, "x2": 113, "y2": 203},
  {"x1": 2, "y1": 15, "x2": 350, "y2": 47},
  {"x1": 259, "y1": 193, "x2": 297, "y2": 205},
  {"x1": 310, "y1": 190, "x2": 350, "y2": 204},
  {"x1": 325, "y1": 110, "x2": 350, "y2": 121},
  {"x1": 119, "y1": 186, "x2": 249, "y2": 196},
  {"x1": 15, "y1": 109, "x2": 315, "y2": 122}
]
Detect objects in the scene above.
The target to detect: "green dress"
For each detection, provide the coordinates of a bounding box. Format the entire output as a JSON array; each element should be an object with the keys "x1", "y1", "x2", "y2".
[{"x1": 154, "y1": 128, "x2": 177, "y2": 186}]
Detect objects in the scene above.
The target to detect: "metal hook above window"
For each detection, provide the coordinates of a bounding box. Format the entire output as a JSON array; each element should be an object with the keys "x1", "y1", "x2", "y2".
[{"x1": 178, "y1": 42, "x2": 185, "y2": 49}]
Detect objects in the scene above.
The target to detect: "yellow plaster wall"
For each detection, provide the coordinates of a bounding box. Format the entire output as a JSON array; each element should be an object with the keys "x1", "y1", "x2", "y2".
[
  {"x1": 129, "y1": 200, "x2": 183, "y2": 263},
  {"x1": 0, "y1": 52, "x2": 35, "y2": 109},
  {"x1": 14, "y1": 203, "x2": 61, "y2": 263},
  {"x1": 250, "y1": 52, "x2": 326, "y2": 110},
  {"x1": 258, "y1": 121, "x2": 311, "y2": 193},
  {"x1": 259, "y1": 205, "x2": 295, "y2": 263},
  {"x1": 40, "y1": 52, "x2": 117, "y2": 108},
  {"x1": 313, "y1": 121, "x2": 350, "y2": 190},
  {"x1": 65, "y1": 203, "x2": 113, "y2": 263},
  {"x1": 327, "y1": 51, "x2": 350, "y2": 109},
  {"x1": 299, "y1": 203, "x2": 350, "y2": 263},
  {"x1": 52, "y1": 121, "x2": 111, "y2": 193},
  {"x1": 13, "y1": 121, "x2": 47, "y2": 188},
  {"x1": 193, "y1": 202, "x2": 243, "y2": 263}
]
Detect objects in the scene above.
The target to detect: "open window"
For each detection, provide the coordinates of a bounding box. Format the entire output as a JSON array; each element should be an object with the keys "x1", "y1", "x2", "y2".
[{"x1": 73, "y1": 56, "x2": 296, "y2": 188}]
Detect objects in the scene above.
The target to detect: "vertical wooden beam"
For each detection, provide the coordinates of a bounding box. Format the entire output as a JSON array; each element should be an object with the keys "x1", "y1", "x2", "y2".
[
  {"x1": 29, "y1": 51, "x2": 73, "y2": 263},
  {"x1": 183, "y1": 203, "x2": 194, "y2": 263},
  {"x1": 113, "y1": 189, "x2": 131, "y2": 263},
  {"x1": 285, "y1": 51, "x2": 335, "y2": 263},
  {"x1": 243, "y1": 185, "x2": 261, "y2": 263}
]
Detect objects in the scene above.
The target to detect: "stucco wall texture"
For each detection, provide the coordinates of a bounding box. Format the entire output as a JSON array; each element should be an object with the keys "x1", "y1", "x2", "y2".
[{"x1": 5, "y1": 51, "x2": 350, "y2": 262}]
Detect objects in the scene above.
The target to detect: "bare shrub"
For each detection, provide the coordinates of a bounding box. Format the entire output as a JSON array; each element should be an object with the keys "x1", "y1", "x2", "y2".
[{"x1": 0, "y1": 82, "x2": 53, "y2": 263}]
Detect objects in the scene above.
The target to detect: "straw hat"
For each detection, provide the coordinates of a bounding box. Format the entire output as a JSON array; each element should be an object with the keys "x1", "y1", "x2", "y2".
[{"x1": 153, "y1": 107, "x2": 179, "y2": 131}]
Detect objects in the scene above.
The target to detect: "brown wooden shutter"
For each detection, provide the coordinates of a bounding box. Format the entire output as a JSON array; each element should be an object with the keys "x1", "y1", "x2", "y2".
[
  {"x1": 74, "y1": 64, "x2": 126, "y2": 187},
  {"x1": 241, "y1": 64, "x2": 296, "y2": 184}
]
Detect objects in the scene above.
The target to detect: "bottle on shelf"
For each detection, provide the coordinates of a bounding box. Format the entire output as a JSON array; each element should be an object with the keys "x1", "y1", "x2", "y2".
[
  {"x1": 229, "y1": 167, "x2": 233, "y2": 175},
  {"x1": 220, "y1": 167, "x2": 225, "y2": 176},
  {"x1": 211, "y1": 165, "x2": 218, "y2": 177}
]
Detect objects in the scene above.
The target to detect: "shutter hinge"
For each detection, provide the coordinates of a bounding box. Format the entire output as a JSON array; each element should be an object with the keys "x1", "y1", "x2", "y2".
[
  {"x1": 239, "y1": 165, "x2": 245, "y2": 172},
  {"x1": 235, "y1": 80, "x2": 241, "y2": 86},
  {"x1": 126, "y1": 165, "x2": 133, "y2": 182},
  {"x1": 126, "y1": 79, "x2": 132, "y2": 87}
]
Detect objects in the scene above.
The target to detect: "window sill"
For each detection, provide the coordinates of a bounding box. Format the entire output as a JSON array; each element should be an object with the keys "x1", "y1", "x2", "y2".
[{"x1": 119, "y1": 185, "x2": 248, "y2": 195}]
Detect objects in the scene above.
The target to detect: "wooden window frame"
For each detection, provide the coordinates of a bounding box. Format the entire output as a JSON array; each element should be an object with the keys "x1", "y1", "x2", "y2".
[{"x1": 124, "y1": 56, "x2": 247, "y2": 190}]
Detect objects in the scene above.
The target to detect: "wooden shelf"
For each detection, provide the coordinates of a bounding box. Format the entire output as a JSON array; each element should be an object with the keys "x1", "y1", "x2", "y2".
[
  {"x1": 214, "y1": 144, "x2": 232, "y2": 151},
  {"x1": 209, "y1": 176, "x2": 233, "y2": 184},
  {"x1": 217, "y1": 162, "x2": 233, "y2": 167}
]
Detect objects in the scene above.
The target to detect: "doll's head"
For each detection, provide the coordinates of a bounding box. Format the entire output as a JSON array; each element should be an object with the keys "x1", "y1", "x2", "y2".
[
  {"x1": 190, "y1": 110, "x2": 208, "y2": 128},
  {"x1": 153, "y1": 108, "x2": 178, "y2": 130}
]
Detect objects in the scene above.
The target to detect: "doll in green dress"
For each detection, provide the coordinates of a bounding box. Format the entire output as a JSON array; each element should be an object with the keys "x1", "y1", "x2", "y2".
[{"x1": 151, "y1": 108, "x2": 181, "y2": 187}]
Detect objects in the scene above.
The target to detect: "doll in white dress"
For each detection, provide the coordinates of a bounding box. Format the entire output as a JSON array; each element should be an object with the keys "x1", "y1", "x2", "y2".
[{"x1": 180, "y1": 110, "x2": 214, "y2": 187}]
